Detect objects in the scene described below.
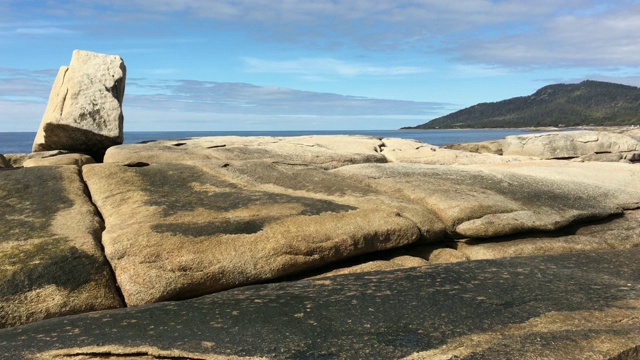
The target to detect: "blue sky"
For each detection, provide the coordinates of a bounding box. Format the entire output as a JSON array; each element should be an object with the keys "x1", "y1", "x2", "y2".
[{"x1": 1, "y1": 0, "x2": 640, "y2": 131}]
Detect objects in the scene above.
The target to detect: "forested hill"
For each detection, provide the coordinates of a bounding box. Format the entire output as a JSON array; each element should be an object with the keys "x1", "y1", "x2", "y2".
[{"x1": 404, "y1": 80, "x2": 640, "y2": 129}]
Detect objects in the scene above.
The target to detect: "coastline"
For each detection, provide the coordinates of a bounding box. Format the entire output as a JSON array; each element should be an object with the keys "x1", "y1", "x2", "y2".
[
  {"x1": 401, "y1": 124, "x2": 640, "y2": 131},
  {"x1": 0, "y1": 128, "x2": 539, "y2": 155}
]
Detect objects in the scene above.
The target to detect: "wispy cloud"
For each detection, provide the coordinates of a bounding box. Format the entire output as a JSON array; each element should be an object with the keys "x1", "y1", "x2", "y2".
[
  {"x1": 0, "y1": 19, "x2": 79, "y2": 37},
  {"x1": 242, "y1": 57, "x2": 429, "y2": 78},
  {"x1": 0, "y1": 67, "x2": 56, "y2": 100},
  {"x1": 450, "y1": 64, "x2": 512, "y2": 78},
  {"x1": 13, "y1": 26, "x2": 76, "y2": 35},
  {"x1": 0, "y1": 69, "x2": 451, "y2": 130},
  {"x1": 125, "y1": 79, "x2": 451, "y2": 117},
  {"x1": 20, "y1": 0, "x2": 636, "y2": 70}
]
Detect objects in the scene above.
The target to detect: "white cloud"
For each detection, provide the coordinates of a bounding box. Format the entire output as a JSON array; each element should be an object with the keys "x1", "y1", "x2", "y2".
[{"x1": 454, "y1": 4, "x2": 640, "y2": 67}]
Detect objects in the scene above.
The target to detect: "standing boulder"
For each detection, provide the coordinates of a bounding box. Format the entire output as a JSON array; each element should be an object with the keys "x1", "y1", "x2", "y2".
[{"x1": 32, "y1": 50, "x2": 126, "y2": 159}]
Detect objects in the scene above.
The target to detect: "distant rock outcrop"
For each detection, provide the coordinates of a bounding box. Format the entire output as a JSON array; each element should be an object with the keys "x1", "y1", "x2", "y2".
[
  {"x1": 32, "y1": 50, "x2": 126, "y2": 159},
  {"x1": 447, "y1": 130, "x2": 640, "y2": 162},
  {"x1": 503, "y1": 130, "x2": 640, "y2": 160}
]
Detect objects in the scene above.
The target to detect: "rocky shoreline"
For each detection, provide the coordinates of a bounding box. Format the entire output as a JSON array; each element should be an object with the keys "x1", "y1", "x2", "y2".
[{"x1": 1, "y1": 50, "x2": 639, "y2": 359}]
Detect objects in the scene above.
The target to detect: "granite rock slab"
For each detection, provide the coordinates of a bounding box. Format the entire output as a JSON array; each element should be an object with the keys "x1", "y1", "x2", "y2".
[{"x1": 82, "y1": 161, "x2": 444, "y2": 306}]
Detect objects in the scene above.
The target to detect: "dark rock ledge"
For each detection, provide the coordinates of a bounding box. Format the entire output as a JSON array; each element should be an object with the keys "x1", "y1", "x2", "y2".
[{"x1": 1, "y1": 248, "x2": 638, "y2": 359}]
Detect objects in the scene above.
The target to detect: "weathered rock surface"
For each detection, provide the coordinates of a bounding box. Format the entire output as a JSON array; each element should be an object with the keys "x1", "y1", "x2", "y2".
[
  {"x1": 2, "y1": 153, "x2": 27, "y2": 168},
  {"x1": 456, "y1": 210, "x2": 640, "y2": 261},
  {"x1": 503, "y1": 130, "x2": 640, "y2": 159},
  {"x1": 332, "y1": 162, "x2": 631, "y2": 238},
  {"x1": 23, "y1": 153, "x2": 95, "y2": 168},
  {"x1": 82, "y1": 160, "x2": 444, "y2": 306},
  {"x1": 303, "y1": 208, "x2": 640, "y2": 276},
  {"x1": 2, "y1": 248, "x2": 638, "y2": 360},
  {"x1": 0, "y1": 166, "x2": 123, "y2": 328},
  {"x1": 104, "y1": 135, "x2": 387, "y2": 169},
  {"x1": 32, "y1": 50, "x2": 126, "y2": 158}
]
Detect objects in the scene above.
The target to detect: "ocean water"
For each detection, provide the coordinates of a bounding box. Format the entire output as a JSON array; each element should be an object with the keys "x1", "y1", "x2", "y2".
[{"x1": 0, "y1": 129, "x2": 537, "y2": 155}]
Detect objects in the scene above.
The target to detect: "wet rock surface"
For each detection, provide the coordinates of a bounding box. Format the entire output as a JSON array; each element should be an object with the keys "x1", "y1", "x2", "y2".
[{"x1": 1, "y1": 248, "x2": 638, "y2": 360}]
